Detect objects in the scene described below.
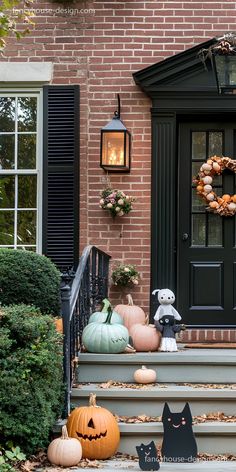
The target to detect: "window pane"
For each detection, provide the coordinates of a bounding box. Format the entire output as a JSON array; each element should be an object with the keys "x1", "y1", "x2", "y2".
[
  {"x1": 18, "y1": 97, "x2": 37, "y2": 132},
  {"x1": 192, "y1": 189, "x2": 205, "y2": 212},
  {"x1": 0, "y1": 211, "x2": 14, "y2": 244},
  {"x1": 192, "y1": 161, "x2": 203, "y2": 178},
  {"x1": 192, "y1": 132, "x2": 206, "y2": 160},
  {"x1": 18, "y1": 134, "x2": 36, "y2": 169},
  {"x1": 209, "y1": 132, "x2": 223, "y2": 156},
  {"x1": 0, "y1": 135, "x2": 15, "y2": 169},
  {"x1": 192, "y1": 214, "x2": 206, "y2": 246},
  {"x1": 18, "y1": 175, "x2": 37, "y2": 208},
  {"x1": 208, "y1": 213, "x2": 223, "y2": 247},
  {"x1": 17, "y1": 210, "x2": 36, "y2": 244},
  {"x1": 0, "y1": 97, "x2": 15, "y2": 132},
  {"x1": 0, "y1": 176, "x2": 15, "y2": 208}
]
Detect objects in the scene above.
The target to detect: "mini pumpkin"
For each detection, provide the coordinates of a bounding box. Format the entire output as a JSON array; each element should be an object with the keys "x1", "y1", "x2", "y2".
[
  {"x1": 134, "y1": 365, "x2": 157, "y2": 384},
  {"x1": 89, "y1": 298, "x2": 123, "y2": 324},
  {"x1": 82, "y1": 307, "x2": 129, "y2": 353},
  {"x1": 114, "y1": 294, "x2": 146, "y2": 331},
  {"x1": 47, "y1": 425, "x2": 82, "y2": 467},
  {"x1": 129, "y1": 323, "x2": 161, "y2": 352},
  {"x1": 67, "y1": 393, "x2": 120, "y2": 459}
]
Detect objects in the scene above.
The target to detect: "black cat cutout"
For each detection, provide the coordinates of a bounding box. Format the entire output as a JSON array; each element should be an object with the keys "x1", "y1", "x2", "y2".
[
  {"x1": 161, "y1": 402, "x2": 197, "y2": 463},
  {"x1": 136, "y1": 441, "x2": 160, "y2": 471}
]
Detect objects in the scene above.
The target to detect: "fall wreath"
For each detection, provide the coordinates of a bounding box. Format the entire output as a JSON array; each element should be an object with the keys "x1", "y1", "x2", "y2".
[{"x1": 194, "y1": 155, "x2": 236, "y2": 217}]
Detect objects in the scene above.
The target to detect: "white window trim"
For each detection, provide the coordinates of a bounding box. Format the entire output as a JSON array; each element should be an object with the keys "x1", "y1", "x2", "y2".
[{"x1": 0, "y1": 89, "x2": 43, "y2": 254}]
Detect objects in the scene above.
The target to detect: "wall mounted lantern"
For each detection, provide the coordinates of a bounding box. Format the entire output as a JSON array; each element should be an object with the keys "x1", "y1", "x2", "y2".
[
  {"x1": 100, "y1": 94, "x2": 131, "y2": 172},
  {"x1": 199, "y1": 32, "x2": 236, "y2": 94}
]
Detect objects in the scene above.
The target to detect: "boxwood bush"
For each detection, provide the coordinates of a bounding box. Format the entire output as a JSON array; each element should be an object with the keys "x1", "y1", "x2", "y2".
[
  {"x1": 0, "y1": 249, "x2": 61, "y2": 315},
  {"x1": 0, "y1": 304, "x2": 64, "y2": 454}
]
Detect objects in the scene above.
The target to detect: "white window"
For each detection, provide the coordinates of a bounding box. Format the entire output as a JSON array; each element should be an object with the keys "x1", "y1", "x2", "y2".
[{"x1": 0, "y1": 92, "x2": 42, "y2": 252}]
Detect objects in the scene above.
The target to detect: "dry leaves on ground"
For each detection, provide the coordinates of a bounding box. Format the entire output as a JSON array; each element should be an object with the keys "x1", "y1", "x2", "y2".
[
  {"x1": 182, "y1": 383, "x2": 236, "y2": 389},
  {"x1": 115, "y1": 414, "x2": 161, "y2": 423},
  {"x1": 194, "y1": 412, "x2": 236, "y2": 423},
  {"x1": 99, "y1": 380, "x2": 166, "y2": 389},
  {"x1": 115, "y1": 412, "x2": 236, "y2": 424}
]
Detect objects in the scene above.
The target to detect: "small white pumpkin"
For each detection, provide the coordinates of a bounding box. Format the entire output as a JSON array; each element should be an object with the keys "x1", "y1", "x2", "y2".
[
  {"x1": 134, "y1": 365, "x2": 157, "y2": 384},
  {"x1": 206, "y1": 192, "x2": 215, "y2": 201},
  {"x1": 202, "y1": 176, "x2": 213, "y2": 185},
  {"x1": 47, "y1": 425, "x2": 82, "y2": 467},
  {"x1": 203, "y1": 184, "x2": 212, "y2": 193},
  {"x1": 228, "y1": 202, "x2": 236, "y2": 211}
]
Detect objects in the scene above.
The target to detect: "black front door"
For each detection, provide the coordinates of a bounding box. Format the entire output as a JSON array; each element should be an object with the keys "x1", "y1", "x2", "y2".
[{"x1": 178, "y1": 121, "x2": 236, "y2": 327}]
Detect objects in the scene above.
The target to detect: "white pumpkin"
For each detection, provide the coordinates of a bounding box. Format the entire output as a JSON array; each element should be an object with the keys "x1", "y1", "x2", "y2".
[
  {"x1": 134, "y1": 365, "x2": 157, "y2": 384},
  {"x1": 47, "y1": 425, "x2": 82, "y2": 467}
]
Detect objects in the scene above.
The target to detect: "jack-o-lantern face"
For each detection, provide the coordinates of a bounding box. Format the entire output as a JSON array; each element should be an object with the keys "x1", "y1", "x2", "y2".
[{"x1": 67, "y1": 393, "x2": 120, "y2": 460}]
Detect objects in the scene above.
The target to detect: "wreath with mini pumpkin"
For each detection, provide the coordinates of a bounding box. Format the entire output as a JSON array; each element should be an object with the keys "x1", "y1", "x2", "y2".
[{"x1": 193, "y1": 155, "x2": 236, "y2": 216}]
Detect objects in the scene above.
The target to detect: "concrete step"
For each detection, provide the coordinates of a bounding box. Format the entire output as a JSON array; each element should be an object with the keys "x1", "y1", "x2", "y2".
[
  {"x1": 71, "y1": 383, "x2": 236, "y2": 416},
  {"x1": 36, "y1": 459, "x2": 236, "y2": 472},
  {"x1": 77, "y1": 349, "x2": 236, "y2": 384},
  {"x1": 118, "y1": 421, "x2": 236, "y2": 455}
]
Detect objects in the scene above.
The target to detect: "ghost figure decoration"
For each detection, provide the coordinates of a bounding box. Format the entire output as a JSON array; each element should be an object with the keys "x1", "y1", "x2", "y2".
[
  {"x1": 136, "y1": 441, "x2": 160, "y2": 471},
  {"x1": 152, "y1": 288, "x2": 185, "y2": 352},
  {"x1": 161, "y1": 402, "x2": 198, "y2": 463}
]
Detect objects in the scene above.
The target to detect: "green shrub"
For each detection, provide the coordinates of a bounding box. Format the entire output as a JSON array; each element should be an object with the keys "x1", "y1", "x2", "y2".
[
  {"x1": 0, "y1": 304, "x2": 64, "y2": 454},
  {"x1": 0, "y1": 249, "x2": 61, "y2": 315}
]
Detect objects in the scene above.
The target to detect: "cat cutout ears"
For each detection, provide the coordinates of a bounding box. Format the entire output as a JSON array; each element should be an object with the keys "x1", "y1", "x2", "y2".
[{"x1": 136, "y1": 441, "x2": 160, "y2": 471}]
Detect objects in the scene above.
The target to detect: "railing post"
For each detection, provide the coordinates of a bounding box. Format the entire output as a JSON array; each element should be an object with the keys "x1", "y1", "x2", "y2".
[{"x1": 61, "y1": 273, "x2": 71, "y2": 419}]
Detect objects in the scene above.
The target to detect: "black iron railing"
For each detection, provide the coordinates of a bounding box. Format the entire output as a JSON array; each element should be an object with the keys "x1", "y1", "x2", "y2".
[{"x1": 60, "y1": 245, "x2": 111, "y2": 417}]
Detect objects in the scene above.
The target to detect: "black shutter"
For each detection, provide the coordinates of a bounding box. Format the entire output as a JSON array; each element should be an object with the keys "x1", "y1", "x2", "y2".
[{"x1": 43, "y1": 85, "x2": 79, "y2": 270}]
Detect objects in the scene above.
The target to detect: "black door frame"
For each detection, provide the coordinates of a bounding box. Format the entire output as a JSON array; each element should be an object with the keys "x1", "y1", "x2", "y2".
[
  {"x1": 150, "y1": 104, "x2": 236, "y2": 326},
  {"x1": 133, "y1": 37, "x2": 236, "y2": 323}
]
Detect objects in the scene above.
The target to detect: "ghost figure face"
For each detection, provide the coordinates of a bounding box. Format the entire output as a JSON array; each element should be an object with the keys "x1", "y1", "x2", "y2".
[{"x1": 157, "y1": 289, "x2": 175, "y2": 305}]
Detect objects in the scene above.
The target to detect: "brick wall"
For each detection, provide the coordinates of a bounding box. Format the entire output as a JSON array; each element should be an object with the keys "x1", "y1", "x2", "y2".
[{"x1": 2, "y1": 0, "x2": 236, "y2": 336}]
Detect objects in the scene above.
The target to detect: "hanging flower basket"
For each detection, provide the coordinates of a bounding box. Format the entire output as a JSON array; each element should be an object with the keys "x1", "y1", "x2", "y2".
[
  {"x1": 99, "y1": 187, "x2": 135, "y2": 217},
  {"x1": 111, "y1": 263, "x2": 140, "y2": 287}
]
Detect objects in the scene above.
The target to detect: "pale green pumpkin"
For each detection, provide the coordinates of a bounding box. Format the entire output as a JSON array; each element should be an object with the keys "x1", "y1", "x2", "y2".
[
  {"x1": 89, "y1": 298, "x2": 123, "y2": 325},
  {"x1": 82, "y1": 307, "x2": 129, "y2": 353}
]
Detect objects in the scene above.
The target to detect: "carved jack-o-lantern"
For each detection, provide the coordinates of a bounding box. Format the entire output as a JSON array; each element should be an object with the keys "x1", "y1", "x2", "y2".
[{"x1": 66, "y1": 393, "x2": 120, "y2": 459}]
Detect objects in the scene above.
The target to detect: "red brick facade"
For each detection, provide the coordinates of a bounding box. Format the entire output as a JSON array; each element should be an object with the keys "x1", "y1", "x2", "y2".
[{"x1": 2, "y1": 1, "x2": 236, "y2": 339}]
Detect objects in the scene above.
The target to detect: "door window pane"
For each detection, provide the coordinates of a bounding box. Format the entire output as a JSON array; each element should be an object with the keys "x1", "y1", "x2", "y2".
[
  {"x1": 208, "y1": 213, "x2": 223, "y2": 246},
  {"x1": 192, "y1": 214, "x2": 205, "y2": 246},
  {"x1": 18, "y1": 134, "x2": 36, "y2": 169},
  {"x1": 0, "y1": 211, "x2": 14, "y2": 244},
  {"x1": 0, "y1": 135, "x2": 15, "y2": 169},
  {"x1": 0, "y1": 176, "x2": 15, "y2": 208},
  {"x1": 192, "y1": 189, "x2": 205, "y2": 212},
  {"x1": 209, "y1": 131, "x2": 223, "y2": 156},
  {"x1": 192, "y1": 132, "x2": 206, "y2": 160},
  {"x1": 0, "y1": 97, "x2": 15, "y2": 132}
]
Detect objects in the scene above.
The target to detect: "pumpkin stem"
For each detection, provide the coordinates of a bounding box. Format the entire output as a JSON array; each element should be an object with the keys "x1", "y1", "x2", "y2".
[
  {"x1": 104, "y1": 306, "x2": 113, "y2": 324},
  {"x1": 89, "y1": 393, "x2": 97, "y2": 407},
  {"x1": 145, "y1": 314, "x2": 149, "y2": 325},
  {"x1": 101, "y1": 298, "x2": 111, "y2": 313},
  {"x1": 142, "y1": 365, "x2": 147, "y2": 370},
  {"x1": 127, "y1": 294, "x2": 134, "y2": 306},
  {"x1": 61, "y1": 425, "x2": 69, "y2": 439}
]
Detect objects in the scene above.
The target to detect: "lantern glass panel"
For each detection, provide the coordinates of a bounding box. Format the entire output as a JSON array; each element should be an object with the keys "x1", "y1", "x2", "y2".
[
  {"x1": 102, "y1": 131, "x2": 125, "y2": 166},
  {"x1": 214, "y1": 55, "x2": 236, "y2": 89}
]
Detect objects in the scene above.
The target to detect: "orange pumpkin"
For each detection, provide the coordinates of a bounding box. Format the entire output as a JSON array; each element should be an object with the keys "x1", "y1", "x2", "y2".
[
  {"x1": 222, "y1": 194, "x2": 231, "y2": 202},
  {"x1": 67, "y1": 393, "x2": 120, "y2": 459},
  {"x1": 129, "y1": 323, "x2": 161, "y2": 352},
  {"x1": 54, "y1": 317, "x2": 63, "y2": 334},
  {"x1": 114, "y1": 294, "x2": 146, "y2": 331}
]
